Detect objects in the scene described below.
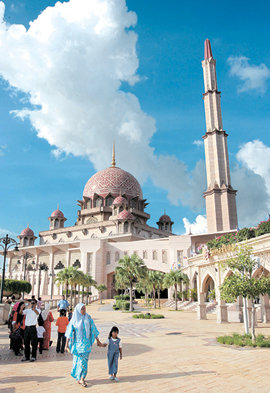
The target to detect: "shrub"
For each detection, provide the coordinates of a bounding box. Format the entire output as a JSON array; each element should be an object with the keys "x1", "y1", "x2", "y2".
[
  {"x1": 189, "y1": 288, "x2": 197, "y2": 301},
  {"x1": 4, "y1": 279, "x2": 31, "y2": 295},
  {"x1": 256, "y1": 218, "x2": 270, "y2": 237},
  {"x1": 217, "y1": 333, "x2": 270, "y2": 347},
  {"x1": 236, "y1": 227, "x2": 256, "y2": 242},
  {"x1": 132, "y1": 313, "x2": 165, "y2": 319},
  {"x1": 115, "y1": 299, "x2": 130, "y2": 311},
  {"x1": 182, "y1": 290, "x2": 189, "y2": 301}
]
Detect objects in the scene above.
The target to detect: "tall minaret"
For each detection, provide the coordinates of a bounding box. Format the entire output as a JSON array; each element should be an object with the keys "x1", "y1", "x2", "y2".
[{"x1": 202, "y1": 39, "x2": 238, "y2": 233}]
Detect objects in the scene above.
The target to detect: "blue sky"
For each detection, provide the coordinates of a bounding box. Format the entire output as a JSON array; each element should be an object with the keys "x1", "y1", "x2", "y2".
[{"x1": 0, "y1": 0, "x2": 270, "y2": 243}]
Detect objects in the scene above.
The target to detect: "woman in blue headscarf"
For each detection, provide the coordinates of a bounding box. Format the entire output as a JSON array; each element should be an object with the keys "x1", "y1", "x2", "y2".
[{"x1": 65, "y1": 303, "x2": 101, "y2": 387}]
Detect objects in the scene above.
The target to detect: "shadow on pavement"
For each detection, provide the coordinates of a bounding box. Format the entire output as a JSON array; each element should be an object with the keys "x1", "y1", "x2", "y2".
[
  {"x1": 0, "y1": 343, "x2": 152, "y2": 364},
  {"x1": 87, "y1": 371, "x2": 216, "y2": 386},
  {"x1": 0, "y1": 376, "x2": 64, "y2": 384}
]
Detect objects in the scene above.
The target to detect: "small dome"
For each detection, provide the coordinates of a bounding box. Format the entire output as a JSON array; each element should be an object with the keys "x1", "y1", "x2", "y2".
[
  {"x1": 113, "y1": 195, "x2": 127, "y2": 206},
  {"x1": 20, "y1": 226, "x2": 34, "y2": 237},
  {"x1": 159, "y1": 214, "x2": 172, "y2": 223},
  {"x1": 117, "y1": 210, "x2": 135, "y2": 221},
  {"x1": 51, "y1": 209, "x2": 64, "y2": 218}
]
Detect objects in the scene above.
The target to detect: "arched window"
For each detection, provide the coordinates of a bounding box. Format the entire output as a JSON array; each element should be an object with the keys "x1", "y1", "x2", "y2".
[
  {"x1": 165, "y1": 224, "x2": 168, "y2": 231},
  {"x1": 106, "y1": 252, "x2": 111, "y2": 265},
  {"x1": 55, "y1": 218, "x2": 59, "y2": 228},
  {"x1": 86, "y1": 200, "x2": 92, "y2": 209},
  {"x1": 143, "y1": 250, "x2": 148, "y2": 259},
  {"x1": 94, "y1": 197, "x2": 103, "y2": 208},
  {"x1": 115, "y1": 252, "x2": 120, "y2": 263},
  {"x1": 119, "y1": 206, "x2": 124, "y2": 213},
  {"x1": 23, "y1": 237, "x2": 28, "y2": 247},
  {"x1": 106, "y1": 196, "x2": 114, "y2": 206},
  {"x1": 124, "y1": 222, "x2": 129, "y2": 233},
  {"x1": 152, "y1": 250, "x2": 157, "y2": 260},
  {"x1": 29, "y1": 238, "x2": 34, "y2": 246},
  {"x1": 162, "y1": 250, "x2": 167, "y2": 263}
]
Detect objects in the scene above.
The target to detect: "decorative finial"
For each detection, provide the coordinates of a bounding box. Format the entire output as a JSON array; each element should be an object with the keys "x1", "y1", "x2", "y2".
[
  {"x1": 204, "y1": 38, "x2": 213, "y2": 60},
  {"x1": 111, "y1": 141, "x2": 116, "y2": 168},
  {"x1": 57, "y1": 203, "x2": 59, "y2": 210},
  {"x1": 164, "y1": 209, "x2": 166, "y2": 215}
]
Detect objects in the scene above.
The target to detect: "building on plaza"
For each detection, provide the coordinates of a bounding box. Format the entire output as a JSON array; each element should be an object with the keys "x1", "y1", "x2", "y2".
[{"x1": 6, "y1": 39, "x2": 270, "y2": 323}]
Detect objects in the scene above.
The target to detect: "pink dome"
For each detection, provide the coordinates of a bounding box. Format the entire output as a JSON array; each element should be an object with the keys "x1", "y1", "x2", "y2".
[
  {"x1": 20, "y1": 227, "x2": 34, "y2": 237},
  {"x1": 51, "y1": 209, "x2": 64, "y2": 218},
  {"x1": 159, "y1": 214, "x2": 172, "y2": 223},
  {"x1": 117, "y1": 210, "x2": 135, "y2": 221},
  {"x1": 113, "y1": 195, "x2": 127, "y2": 206},
  {"x1": 83, "y1": 167, "x2": 143, "y2": 199}
]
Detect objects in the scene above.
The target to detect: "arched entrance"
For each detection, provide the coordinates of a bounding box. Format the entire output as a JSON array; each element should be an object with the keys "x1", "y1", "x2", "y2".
[
  {"x1": 202, "y1": 274, "x2": 215, "y2": 302},
  {"x1": 107, "y1": 273, "x2": 117, "y2": 299}
]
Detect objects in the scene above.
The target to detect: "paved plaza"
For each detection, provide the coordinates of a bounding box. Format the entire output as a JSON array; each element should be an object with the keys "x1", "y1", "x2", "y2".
[{"x1": 1, "y1": 302, "x2": 270, "y2": 393}]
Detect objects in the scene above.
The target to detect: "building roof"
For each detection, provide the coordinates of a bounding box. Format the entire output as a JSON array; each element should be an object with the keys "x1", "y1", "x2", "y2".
[
  {"x1": 113, "y1": 195, "x2": 127, "y2": 206},
  {"x1": 117, "y1": 210, "x2": 135, "y2": 221},
  {"x1": 83, "y1": 166, "x2": 143, "y2": 199},
  {"x1": 20, "y1": 226, "x2": 34, "y2": 237},
  {"x1": 50, "y1": 209, "x2": 65, "y2": 218},
  {"x1": 159, "y1": 214, "x2": 172, "y2": 223}
]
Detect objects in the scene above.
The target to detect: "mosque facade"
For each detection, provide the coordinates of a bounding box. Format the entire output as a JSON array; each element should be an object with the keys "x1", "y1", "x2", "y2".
[{"x1": 8, "y1": 40, "x2": 268, "y2": 322}]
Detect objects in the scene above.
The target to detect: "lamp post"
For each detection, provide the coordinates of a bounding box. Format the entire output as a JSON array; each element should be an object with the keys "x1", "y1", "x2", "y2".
[
  {"x1": 17, "y1": 252, "x2": 35, "y2": 299},
  {"x1": 0, "y1": 234, "x2": 19, "y2": 303}
]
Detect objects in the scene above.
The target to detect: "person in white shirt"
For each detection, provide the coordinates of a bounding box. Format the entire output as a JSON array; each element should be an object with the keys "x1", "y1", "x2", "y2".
[
  {"x1": 22, "y1": 300, "x2": 40, "y2": 362},
  {"x1": 36, "y1": 320, "x2": 46, "y2": 355}
]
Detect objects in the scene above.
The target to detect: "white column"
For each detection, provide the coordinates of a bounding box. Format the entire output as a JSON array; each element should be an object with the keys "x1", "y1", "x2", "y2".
[
  {"x1": 197, "y1": 269, "x2": 207, "y2": 320},
  {"x1": 49, "y1": 252, "x2": 54, "y2": 298},
  {"x1": 261, "y1": 294, "x2": 270, "y2": 323},
  {"x1": 66, "y1": 250, "x2": 71, "y2": 267}
]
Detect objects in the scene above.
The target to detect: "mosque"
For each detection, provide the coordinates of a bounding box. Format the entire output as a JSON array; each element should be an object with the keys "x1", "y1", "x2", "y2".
[{"x1": 8, "y1": 40, "x2": 270, "y2": 323}]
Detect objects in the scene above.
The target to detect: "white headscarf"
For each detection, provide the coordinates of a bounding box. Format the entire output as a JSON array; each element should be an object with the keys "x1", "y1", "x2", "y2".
[
  {"x1": 41, "y1": 303, "x2": 50, "y2": 321},
  {"x1": 70, "y1": 303, "x2": 90, "y2": 340}
]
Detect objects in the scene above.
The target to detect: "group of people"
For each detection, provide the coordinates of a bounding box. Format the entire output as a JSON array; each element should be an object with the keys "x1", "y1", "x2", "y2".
[{"x1": 6, "y1": 295, "x2": 123, "y2": 386}]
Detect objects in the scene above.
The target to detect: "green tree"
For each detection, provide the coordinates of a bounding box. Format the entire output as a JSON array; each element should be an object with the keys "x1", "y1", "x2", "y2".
[
  {"x1": 115, "y1": 254, "x2": 147, "y2": 311},
  {"x1": 55, "y1": 267, "x2": 74, "y2": 300},
  {"x1": 136, "y1": 270, "x2": 152, "y2": 306},
  {"x1": 84, "y1": 274, "x2": 96, "y2": 305},
  {"x1": 148, "y1": 271, "x2": 164, "y2": 308},
  {"x1": 220, "y1": 244, "x2": 270, "y2": 340},
  {"x1": 96, "y1": 284, "x2": 107, "y2": 304},
  {"x1": 163, "y1": 270, "x2": 189, "y2": 310}
]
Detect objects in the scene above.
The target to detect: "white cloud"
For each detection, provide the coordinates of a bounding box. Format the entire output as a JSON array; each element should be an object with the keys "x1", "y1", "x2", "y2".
[
  {"x1": 0, "y1": 0, "x2": 194, "y2": 207},
  {"x1": 0, "y1": 228, "x2": 17, "y2": 238},
  {"x1": 228, "y1": 56, "x2": 270, "y2": 93},
  {"x1": 193, "y1": 139, "x2": 203, "y2": 147},
  {"x1": 183, "y1": 215, "x2": 208, "y2": 235}
]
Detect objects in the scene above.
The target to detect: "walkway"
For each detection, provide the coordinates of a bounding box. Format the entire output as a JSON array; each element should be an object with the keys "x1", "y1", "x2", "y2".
[{"x1": 1, "y1": 302, "x2": 270, "y2": 392}]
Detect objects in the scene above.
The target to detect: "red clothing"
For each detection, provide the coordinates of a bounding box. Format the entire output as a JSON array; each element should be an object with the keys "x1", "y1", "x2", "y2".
[
  {"x1": 12, "y1": 312, "x2": 25, "y2": 330},
  {"x1": 43, "y1": 311, "x2": 54, "y2": 349},
  {"x1": 56, "y1": 316, "x2": 69, "y2": 333}
]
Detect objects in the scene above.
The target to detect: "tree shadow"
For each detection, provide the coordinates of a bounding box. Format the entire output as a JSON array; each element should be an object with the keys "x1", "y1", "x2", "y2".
[{"x1": 87, "y1": 371, "x2": 216, "y2": 386}]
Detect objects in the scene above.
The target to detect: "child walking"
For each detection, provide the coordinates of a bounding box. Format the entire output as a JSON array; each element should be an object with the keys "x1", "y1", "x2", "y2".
[
  {"x1": 56, "y1": 309, "x2": 69, "y2": 353},
  {"x1": 36, "y1": 320, "x2": 45, "y2": 355},
  {"x1": 102, "y1": 326, "x2": 122, "y2": 382}
]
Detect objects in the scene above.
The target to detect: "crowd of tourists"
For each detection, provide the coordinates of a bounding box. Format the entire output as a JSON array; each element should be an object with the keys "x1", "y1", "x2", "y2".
[
  {"x1": 6, "y1": 294, "x2": 72, "y2": 361},
  {"x1": 5, "y1": 295, "x2": 123, "y2": 386}
]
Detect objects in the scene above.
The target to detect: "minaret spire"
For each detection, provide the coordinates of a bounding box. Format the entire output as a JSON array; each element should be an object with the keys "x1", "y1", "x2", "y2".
[
  {"x1": 202, "y1": 39, "x2": 238, "y2": 233},
  {"x1": 204, "y1": 38, "x2": 213, "y2": 60},
  {"x1": 111, "y1": 141, "x2": 116, "y2": 168}
]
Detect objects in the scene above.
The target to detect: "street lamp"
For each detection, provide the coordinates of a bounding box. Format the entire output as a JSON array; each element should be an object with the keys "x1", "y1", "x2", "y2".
[{"x1": 0, "y1": 234, "x2": 19, "y2": 303}]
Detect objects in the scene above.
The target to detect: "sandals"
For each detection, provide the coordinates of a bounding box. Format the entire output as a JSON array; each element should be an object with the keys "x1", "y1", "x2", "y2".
[{"x1": 78, "y1": 380, "x2": 88, "y2": 388}]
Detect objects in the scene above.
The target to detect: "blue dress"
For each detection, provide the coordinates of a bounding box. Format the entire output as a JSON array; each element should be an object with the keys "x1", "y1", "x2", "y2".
[
  {"x1": 107, "y1": 338, "x2": 121, "y2": 375},
  {"x1": 65, "y1": 314, "x2": 99, "y2": 380}
]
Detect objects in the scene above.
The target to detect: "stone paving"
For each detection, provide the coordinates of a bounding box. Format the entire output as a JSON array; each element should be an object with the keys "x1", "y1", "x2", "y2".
[{"x1": 1, "y1": 302, "x2": 270, "y2": 392}]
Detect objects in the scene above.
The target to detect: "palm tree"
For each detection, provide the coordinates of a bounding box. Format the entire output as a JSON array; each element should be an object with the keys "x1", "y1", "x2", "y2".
[
  {"x1": 115, "y1": 254, "x2": 147, "y2": 312},
  {"x1": 136, "y1": 270, "x2": 152, "y2": 307},
  {"x1": 96, "y1": 284, "x2": 107, "y2": 304},
  {"x1": 154, "y1": 271, "x2": 165, "y2": 308},
  {"x1": 163, "y1": 270, "x2": 189, "y2": 310},
  {"x1": 68, "y1": 267, "x2": 83, "y2": 308},
  {"x1": 84, "y1": 274, "x2": 96, "y2": 305},
  {"x1": 55, "y1": 267, "x2": 73, "y2": 300}
]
